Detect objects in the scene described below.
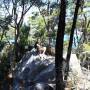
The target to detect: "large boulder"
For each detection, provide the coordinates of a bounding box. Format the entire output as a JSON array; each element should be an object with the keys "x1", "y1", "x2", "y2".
[
  {"x1": 13, "y1": 49, "x2": 84, "y2": 90},
  {"x1": 13, "y1": 49, "x2": 55, "y2": 90}
]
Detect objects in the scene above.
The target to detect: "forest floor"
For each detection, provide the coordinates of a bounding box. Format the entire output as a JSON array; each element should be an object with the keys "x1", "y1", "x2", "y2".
[
  {"x1": 65, "y1": 67, "x2": 90, "y2": 90},
  {"x1": 79, "y1": 67, "x2": 90, "y2": 90}
]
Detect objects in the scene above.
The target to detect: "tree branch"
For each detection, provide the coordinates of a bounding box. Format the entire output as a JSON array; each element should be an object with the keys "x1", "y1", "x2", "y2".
[
  {"x1": 0, "y1": 29, "x2": 5, "y2": 41},
  {"x1": 87, "y1": 20, "x2": 90, "y2": 28},
  {"x1": 18, "y1": 0, "x2": 25, "y2": 26},
  {"x1": 23, "y1": 0, "x2": 37, "y2": 15},
  {"x1": 18, "y1": 0, "x2": 37, "y2": 27},
  {"x1": 3, "y1": 0, "x2": 11, "y2": 15},
  {"x1": 9, "y1": 24, "x2": 15, "y2": 28}
]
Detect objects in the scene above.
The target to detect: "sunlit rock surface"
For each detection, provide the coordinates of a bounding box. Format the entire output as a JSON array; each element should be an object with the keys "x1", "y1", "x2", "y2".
[{"x1": 69, "y1": 54, "x2": 83, "y2": 77}]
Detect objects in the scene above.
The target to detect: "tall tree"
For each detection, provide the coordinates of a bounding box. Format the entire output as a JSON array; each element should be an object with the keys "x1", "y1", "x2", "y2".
[
  {"x1": 2, "y1": 0, "x2": 44, "y2": 61},
  {"x1": 64, "y1": 0, "x2": 81, "y2": 81},
  {"x1": 55, "y1": 0, "x2": 66, "y2": 90}
]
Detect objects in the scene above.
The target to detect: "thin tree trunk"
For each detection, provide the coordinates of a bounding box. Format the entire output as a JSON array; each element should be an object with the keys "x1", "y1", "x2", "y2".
[
  {"x1": 0, "y1": 30, "x2": 5, "y2": 41},
  {"x1": 55, "y1": 0, "x2": 66, "y2": 90},
  {"x1": 64, "y1": 0, "x2": 81, "y2": 81},
  {"x1": 14, "y1": 24, "x2": 20, "y2": 61},
  {"x1": 47, "y1": 0, "x2": 51, "y2": 45},
  {"x1": 83, "y1": 14, "x2": 87, "y2": 43}
]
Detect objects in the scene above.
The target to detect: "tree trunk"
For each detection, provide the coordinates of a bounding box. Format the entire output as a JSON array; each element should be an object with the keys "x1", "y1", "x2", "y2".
[
  {"x1": 55, "y1": 0, "x2": 66, "y2": 90},
  {"x1": 14, "y1": 24, "x2": 20, "y2": 62},
  {"x1": 47, "y1": 0, "x2": 51, "y2": 45},
  {"x1": 64, "y1": 0, "x2": 81, "y2": 81},
  {"x1": 82, "y1": 14, "x2": 87, "y2": 43}
]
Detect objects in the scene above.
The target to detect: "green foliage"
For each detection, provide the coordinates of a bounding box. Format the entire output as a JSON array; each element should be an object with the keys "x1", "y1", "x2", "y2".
[
  {"x1": 51, "y1": 8, "x2": 59, "y2": 16},
  {"x1": 83, "y1": 43, "x2": 90, "y2": 51},
  {"x1": 65, "y1": 21, "x2": 72, "y2": 34},
  {"x1": 0, "y1": 15, "x2": 12, "y2": 42},
  {"x1": 87, "y1": 27, "x2": 90, "y2": 32},
  {"x1": 34, "y1": 18, "x2": 47, "y2": 42},
  {"x1": 19, "y1": 24, "x2": 30, "y2": 46},
  {"x1": 29, "y1": 15, "x2": 47, "y2": 43},
  {"x1": 65, "y1": 27, "x2": 71, "y2": 34},
  {"x1": 84, "y1": 2, "x2": 90, "y2": 7},
  {"x1": 0, "y1": 15, "x2": 12, "y2": 28},
  {"x1": 37, "y1": 16, "x2": 46, "y2": 28},
  {"x1": 34, "y1": 28, "x2": 47, "y2": 42}
]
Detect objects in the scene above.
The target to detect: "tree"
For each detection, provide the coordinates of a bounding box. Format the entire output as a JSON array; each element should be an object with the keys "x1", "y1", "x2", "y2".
[
  {"x1": 0, "y1": 15, "x2": 12, "y2": 41},
  {"x1": 29, "y1": 4, "x2": 58, "y2": 45},
  {"x1": 0, "y1": 15, "x2": 12, "y2": 51},
  {"x1": 81, "y1": 14, "x2": 90, "y2": 43},
  {"x1": 1, "y1": 0, "x2": 44, "y2": 61},
  {"x1": 64, "y1": 0, "x2": 81, "y2": 81},
  {"x1": 55, "y1": 0, "x2": 66, "y2": 90},
  {"x1": 19, "y1": 24, "x2": 30, "y2": 58},
  {"x1": 36, "y1": 0, "x2": 60, "y2": 46},
  {"x1": 29, "y1": 14, "x2": 47, "y2": 43}
]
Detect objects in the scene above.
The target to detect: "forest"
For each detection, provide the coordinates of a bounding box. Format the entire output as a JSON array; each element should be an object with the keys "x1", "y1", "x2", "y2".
[{"x1": 0, "y1": 0, "x2": 90, "y2": 90}]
